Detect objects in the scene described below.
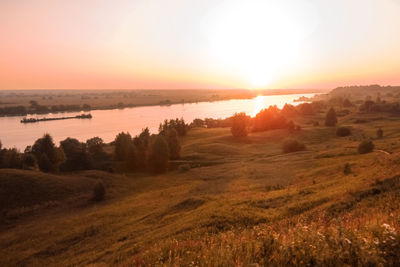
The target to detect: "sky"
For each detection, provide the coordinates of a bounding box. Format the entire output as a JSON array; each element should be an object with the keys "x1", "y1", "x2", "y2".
[{"x1": 0, "y1": 0, "x2": 400, "y2": 90}]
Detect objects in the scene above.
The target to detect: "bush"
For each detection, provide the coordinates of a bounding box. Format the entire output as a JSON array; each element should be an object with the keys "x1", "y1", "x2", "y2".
[
  {"x1": 325, "y1": 107, "x2": 338, "y2": 126},
  {"x1": 93, "y1": 182, "x2": 105, "y2": 201},
  {"x1": 282, "y1": 139, "x2": 306, "y2": 153},
  {"x1": 358, "y1": 140, "x2": 374, "y2": 154},
  {"x1": 231, "y1": 112, "x2": 249, "y2": 137},
  {"x1": 336, "y1": 127, "x2": 351, "y2": 137},
  {"x1": 343, "y1": 163, "x2": 351, "y2": 175},
  {"x1": 377, "y1": 128, "x2": 383, "y2": 139},
  {"x1": 178, "y1": 164, "x2": 191, "y2": 172}
]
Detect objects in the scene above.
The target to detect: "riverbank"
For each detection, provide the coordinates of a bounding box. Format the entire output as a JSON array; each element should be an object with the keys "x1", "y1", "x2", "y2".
[{"x1": 0, "y1": 89, "x2": 328, "y2": 117}]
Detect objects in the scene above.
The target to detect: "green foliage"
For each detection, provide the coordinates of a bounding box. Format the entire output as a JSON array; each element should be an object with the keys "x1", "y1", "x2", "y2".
[
  {"x1": 38, "y1": 154, "x2": 53, "y2": 173},
  {"x1": 336, "y1": 126, "x2": 351, "y2": 137},
  {"x1": 114, "y1": 132, "x2": 133, "y2": 161},
  {"x1": 358, "y1": 140, "x2": 374, "y2": 154},
  {"x1": 60, "y1": 138, "x2": 93, "y2": 171},
  {"x1": 252, "y1": 106, "x2": 287, "y2": 132},
  {"x1": 231, "y1": 112, "x2": 249, "y2": 137},
  {"x1": 159, "y1": 118, "x2": 187, "y2": 136},
  {"x1": 0, "y1": 148, "x2": 23, "y2": 169},
  {"x1": 32, "y1": 134, "x2": 64, "y2": 172},
  {"x1": 148, "y1": 135, "x2": 169, "y2": 174},
  {"x1": 86, "y1": 137, "x2": 104, "y2": 154},
  {"x1": 133, "y1": 128, "x2": 151, "y2": 170},
  {"x1": 93, "y1": 182, "x2": 105, "y2": 202},
  {"x1": 165, "y1": 129, "x2": 181, "y2": 160},
  {"x1": 282, "y1": 139, "x2": 306, "y2": 153},
  {"x1": 22, "y1": 153, "x2": 37, "y2": 169},
  {"x1": 325, "y1": 107, "x2": 338, "y2": 126}
]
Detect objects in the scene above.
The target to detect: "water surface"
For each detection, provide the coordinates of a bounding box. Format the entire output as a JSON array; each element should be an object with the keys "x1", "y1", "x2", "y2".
[{"x1": 0, "y1": 93, "x2": 315, "y2": 150}]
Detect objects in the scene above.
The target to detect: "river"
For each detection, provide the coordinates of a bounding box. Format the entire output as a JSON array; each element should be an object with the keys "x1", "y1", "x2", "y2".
[{"x1": 0, "y1": 93, "x2": 316, "y2": 150}]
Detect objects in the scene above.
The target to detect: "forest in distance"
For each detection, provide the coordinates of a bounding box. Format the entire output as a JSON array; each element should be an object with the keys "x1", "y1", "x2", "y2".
[
  {"x1": 1, "y1": 84, "x2": 400, "y2": 266},
  {"x1": 0, "y1": 88, "x2": 326, "y2": 117}
]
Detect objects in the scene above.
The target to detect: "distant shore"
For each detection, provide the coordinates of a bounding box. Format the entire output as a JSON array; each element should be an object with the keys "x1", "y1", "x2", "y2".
[{"x1": 0, "y1": 89, "x2": 328, "y2": 117}]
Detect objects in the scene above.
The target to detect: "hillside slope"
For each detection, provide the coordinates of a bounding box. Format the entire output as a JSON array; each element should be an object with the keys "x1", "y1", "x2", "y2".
[{"x1": 1, "y1": 115, "x2": 400, "y2": 265}]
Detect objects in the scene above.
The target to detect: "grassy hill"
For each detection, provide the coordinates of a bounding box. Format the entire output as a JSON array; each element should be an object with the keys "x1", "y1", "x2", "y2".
[{"x1": 1, "y1": 112, "x2": 400, "y2": 265}]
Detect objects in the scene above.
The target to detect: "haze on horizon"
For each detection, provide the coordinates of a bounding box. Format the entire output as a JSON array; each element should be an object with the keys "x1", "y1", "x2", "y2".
[{"x1": 1, "y1": 0, "x2": 400, "y2": 90}]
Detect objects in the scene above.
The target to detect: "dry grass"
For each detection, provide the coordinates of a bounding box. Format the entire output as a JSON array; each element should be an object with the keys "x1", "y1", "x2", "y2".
[{"x1": 1, "y1": 112, "x2": 400, "y2": 265}]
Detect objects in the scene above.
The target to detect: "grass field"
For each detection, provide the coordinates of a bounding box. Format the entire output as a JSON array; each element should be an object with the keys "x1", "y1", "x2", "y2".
[{"x1": 1, "y1": 110, "x2": 400, "y2": 266}]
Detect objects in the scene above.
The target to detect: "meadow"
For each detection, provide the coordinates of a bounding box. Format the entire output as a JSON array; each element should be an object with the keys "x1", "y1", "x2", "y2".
[{"x1": 1, "y1": 97, "x2": 399, "y2": 265}]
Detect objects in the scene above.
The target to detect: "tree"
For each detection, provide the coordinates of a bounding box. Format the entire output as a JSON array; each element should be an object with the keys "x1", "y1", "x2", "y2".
[
  {"x1": 325, "y1": 107, "x2": 337, "y2": 127},
  {"x1": 282, "y1": 139, "x2": 306, "y2": 153},
  {"x1": 358, "y1": 140, "x2": 374, "y2": 154},
  {"x1": 336, "y1": 127, "x2": 351, "y2": 137},
  {"x1": 0, "y1": 148, "x2": 22, "y2": 169},
  {"x1": 86, "y1": 137, "x2": 104, "y2": 154},
  {"x1": 133, "y1": 128, "x2": 151, "y2": 169},
  {"x1": 114, "y1": 132, "x2": 132, "y2": 161},
  {"x1": 32, "y1": 134, "x2": 64, "y2": 172},
  {"x1": 148, "y1": 135, "x2": 169, "y2": 173},
  {"x1": 38, "y1": 154, "x2": 52, "y2": 172},
  {"x1": 231, "y1": 112, "x2": 249, "y2": 137},
  {"x1": 343, "y1": 99, "x2": 353, "y2": 107},
  {"x1": 287, "y1": 120, "x2": 295, "y2": 132},
  {"x1": 23, "y1": 153, "x2": 37, "y2": 169},
  {"x1": 166, "y1": 128, "x2": 181, "y2": 160}
]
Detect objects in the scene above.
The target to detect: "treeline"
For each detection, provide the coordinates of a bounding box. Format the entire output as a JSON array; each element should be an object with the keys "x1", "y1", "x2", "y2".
[
  {"x1": 189, "y1": 102, "x2": 325, "y2": 135},
  {"x1": 0, "y1": 118, "x2": 188, "y2": 174},
  {"x1": 359, "y1": 99, "x2": 400, "y2": 114},
  {"x1": 0, "y1": 100, "x2": 92, "y2": 117}
]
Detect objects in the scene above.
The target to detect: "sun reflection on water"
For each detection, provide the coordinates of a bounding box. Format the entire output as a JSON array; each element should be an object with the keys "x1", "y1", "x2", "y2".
[{"x1": 252, "y1": 95, "x2": 264, "y2": 117}]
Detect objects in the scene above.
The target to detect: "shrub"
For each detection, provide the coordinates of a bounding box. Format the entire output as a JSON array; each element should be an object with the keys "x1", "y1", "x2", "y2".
[
  {"x1": 178, "y1": 164, "x2": 191, "y2": 172},
  {"x1": 282, "y1": 139, "x2": 306, "y2": 153},
  {"x1": 231, "y1": 112, "x2": 249, "y2": 137},
  {"x1": 93, "y1": 182, "x2": 105, "y2": 201},
  {"x1": 325, "y1": 107, "x2": 338, "y2": 126},
  {"x1": 343, "y1": 163, "x2": 351, "y2": 175},
  {"x1": 358, "y1": 140, "x2": 374, "y2": 154},
  {"x1": 377, "y1": 128, "x2": 383, "y2": 139},
  {"x1": 336, "y1": 126, "x2": 351, "y2": 137}
]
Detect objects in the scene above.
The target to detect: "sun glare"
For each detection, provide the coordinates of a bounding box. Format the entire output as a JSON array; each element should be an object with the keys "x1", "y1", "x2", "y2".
[
  {"x1": 204, "y1": 0, "x2": 317, "y2": 88},
  {"x1": 252, "y1": 95, "x2": 264, "y2": 117}
]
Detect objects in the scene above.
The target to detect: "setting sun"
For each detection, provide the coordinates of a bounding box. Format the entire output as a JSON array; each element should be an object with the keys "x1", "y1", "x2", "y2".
[{"x1": 204, "y1": 0, "x2": 317, "y2": 88}]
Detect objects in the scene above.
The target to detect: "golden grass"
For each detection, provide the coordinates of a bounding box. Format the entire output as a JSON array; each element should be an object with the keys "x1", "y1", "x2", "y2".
[{"x1": 1, "y1": 112, "x2": 400, "y2": 265}]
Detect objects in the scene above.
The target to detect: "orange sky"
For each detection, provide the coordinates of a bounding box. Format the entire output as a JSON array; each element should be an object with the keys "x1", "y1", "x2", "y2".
[{"x1": 1, "y1": 0, "x2": 400, "y2": 90}]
